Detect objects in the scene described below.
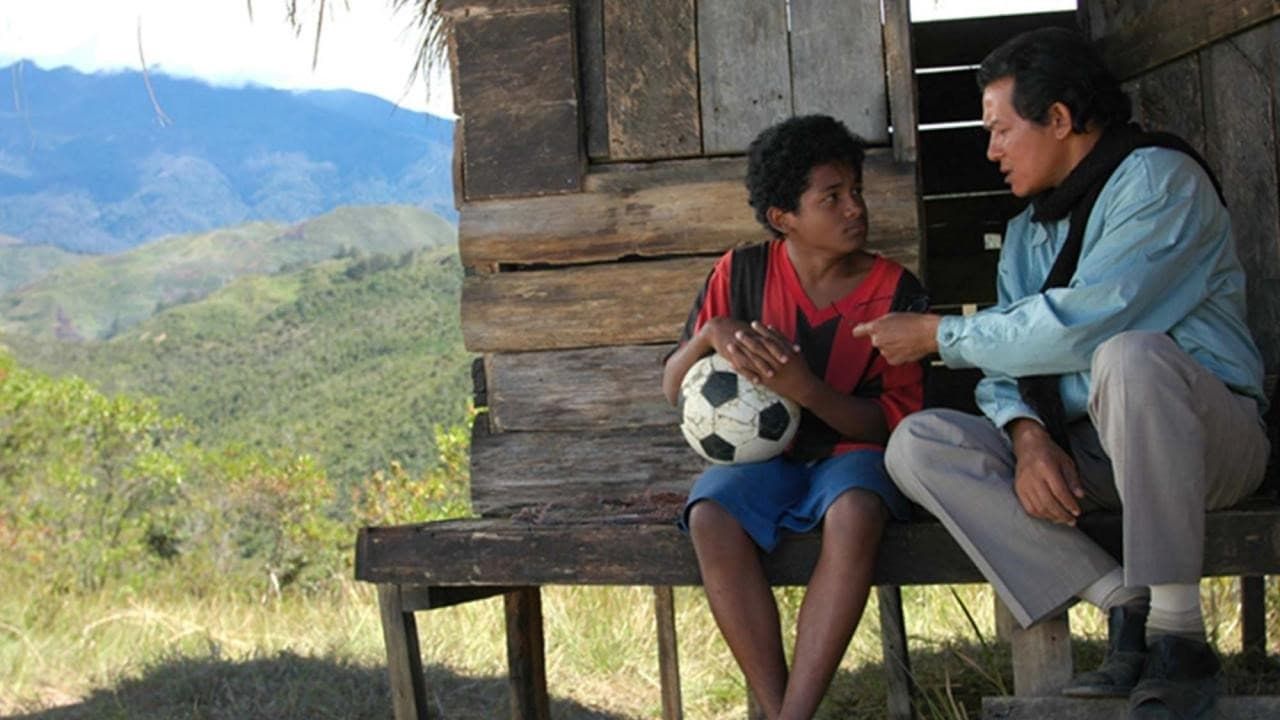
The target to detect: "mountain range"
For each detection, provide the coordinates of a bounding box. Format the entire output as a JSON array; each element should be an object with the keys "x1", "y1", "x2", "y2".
[{"x1": 0, "y1": 60, "x2": 455, "y2": 253}]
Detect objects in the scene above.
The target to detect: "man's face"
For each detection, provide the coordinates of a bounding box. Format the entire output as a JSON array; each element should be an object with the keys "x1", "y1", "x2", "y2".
[{"x1": 982, "y1": 77, "x2": 1070, "y2": 197}]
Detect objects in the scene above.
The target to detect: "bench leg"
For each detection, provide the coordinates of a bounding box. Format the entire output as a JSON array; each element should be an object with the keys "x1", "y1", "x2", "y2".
[
  {"x1": 1010, "y1": 610, "x2": 1072, "y2": 696},
  {"x1": 1242, "y1": 575, "x2": 1267, "y2": 666},
  {"x1": 877, "y1": 586, "x2": 914, "y2": 720},
  {"x1": 653, "y1": 586, "x2": 684, "y2": 720},
  {"x1": 504, "y1": 587, "x2": 550, "y2": 720},
  {"x1": 378, "y1": 584, "x2": 430, "y2": 720}
]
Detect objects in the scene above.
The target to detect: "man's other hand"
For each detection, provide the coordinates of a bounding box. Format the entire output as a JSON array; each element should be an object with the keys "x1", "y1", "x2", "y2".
[
  {"x1": 852, "y1": 312, "x2": 941, "y2": 364},
  {"x1": 1008, "y1": 418, "x2": 1085, "y2": 526}
]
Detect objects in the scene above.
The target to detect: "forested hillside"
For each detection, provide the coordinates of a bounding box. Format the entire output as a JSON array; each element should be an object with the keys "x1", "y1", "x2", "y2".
[
  {"x1": 6, "y1": 242, "x2": 472, "y2": 487},
  {"x1": 0, "y1": 204, "x2": 453, "y2": 341}
]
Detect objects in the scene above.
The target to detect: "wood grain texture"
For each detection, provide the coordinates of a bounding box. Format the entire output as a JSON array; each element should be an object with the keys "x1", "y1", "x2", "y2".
[
  {"x1": 603, "y1": 0, "x2": 700, "y2": 159},
  {"x1": 1010, "y1": 613, "x2": 1072, "y2": 696},
  {"x1": 789, "y1": 0, "x2": 888, "y2": 144},
  {"x1": 1087, "y1": 0, "x2": 1280, "y2": 79},
  {"x1": 577, "y1": 0, "x2": 609, "y2": 159},
  {"x1": 485, "y1": 345, "x2": 674, "y2": 432},
  {"x1": 458, "y1": 151, "x2": 920, "y2": 270},
  {"x1": 882, "y1": 0, "x2": 919, "y2": 163},
  {"x1": 1200, "y1": 22, "x2": 1280, "y2": 370},
  {"x1": 377, "y1": 585, "x2": 427, "y2": 720},
  {"x1": 469, "y1": 422, "x2": 700, "y2": 517},
  {"x1": 354, "y1": 504, "x2": 1280, "y2": 586},
  {"x1": 697, "y1": 0, "x2": 791, "y2": 154},
  {"x1": 504, "y1": 588, "x2": 550, "y2": 720},
  {"x1": 461, "y1": 256, "x2": 713, "y2": 353},
  {"x1": 1122, "y1": 52, "x2": 1207, "y2": 152},
  {"x1": 877, "y1": 586, "x2": 914, "y2": 720},
  {"x1": 439, "y1": 0, "x2": 568, "y2": 18},
  {"x1": 653, "y1": 586, "x2": 684, "y2": 720},
  {"x1": 453, "y1": 8, "x2": 582, "y2": 199}
]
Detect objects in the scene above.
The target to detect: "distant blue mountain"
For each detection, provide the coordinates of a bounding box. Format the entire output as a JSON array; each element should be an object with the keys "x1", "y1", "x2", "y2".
[{"x1": 0, "y1": 61, "x2": 455, "y2": 253}]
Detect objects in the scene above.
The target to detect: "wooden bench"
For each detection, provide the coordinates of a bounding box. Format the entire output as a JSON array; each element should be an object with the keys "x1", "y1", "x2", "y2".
[{"x1": 355, "y1": 488, "x2": 1280, "y2": 719}]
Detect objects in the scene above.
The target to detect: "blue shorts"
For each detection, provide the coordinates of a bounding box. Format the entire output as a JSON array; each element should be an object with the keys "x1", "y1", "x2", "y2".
[{"x1": 678, "y1": 450, "x2": 909, "y2": 553}]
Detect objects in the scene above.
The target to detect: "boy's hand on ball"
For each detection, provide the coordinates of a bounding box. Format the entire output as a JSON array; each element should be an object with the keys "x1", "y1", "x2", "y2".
[{"x1": 731, "y1": 322, "x2": 813, "y2": 403}]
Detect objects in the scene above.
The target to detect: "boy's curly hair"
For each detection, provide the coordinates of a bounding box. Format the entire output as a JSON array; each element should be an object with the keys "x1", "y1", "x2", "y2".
[{"x1": 746, "y1": 115, "x2": 866, "y2": 238}]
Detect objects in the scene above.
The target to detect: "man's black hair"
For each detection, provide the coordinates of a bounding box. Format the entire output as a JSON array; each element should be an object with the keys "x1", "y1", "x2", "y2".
[
  {"x1": 976, "y1": 26, "x2": 1131, "y2": 133},
  {"x1": 746, "y1": 114, "x2": 865, "y2": 238}
]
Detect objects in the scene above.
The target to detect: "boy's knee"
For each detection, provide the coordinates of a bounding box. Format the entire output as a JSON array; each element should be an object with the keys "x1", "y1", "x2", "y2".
[
  {"x1": 824, "y1": 490, "x2": 886, "y2": 539},
  {"x1": 686, "y1": 500, "x2": 739, "y2": 540}
]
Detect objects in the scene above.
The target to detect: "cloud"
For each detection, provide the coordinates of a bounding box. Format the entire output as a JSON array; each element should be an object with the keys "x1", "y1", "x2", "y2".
[{"x1": 0, "y1": 0, "x2": 451, "y2": 116}]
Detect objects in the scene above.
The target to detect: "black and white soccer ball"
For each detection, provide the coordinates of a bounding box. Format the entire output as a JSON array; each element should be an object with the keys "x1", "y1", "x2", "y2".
[{"x1": 678, "y1": 353, "x2": 801, "y2": 464}]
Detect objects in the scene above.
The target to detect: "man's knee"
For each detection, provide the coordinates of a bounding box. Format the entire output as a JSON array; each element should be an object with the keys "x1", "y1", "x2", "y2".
[
  {"x1": 1091, "y1": 331, "x2": 1176, "y2": 381},
  {"x1": 1089, "y1": 331, "x2": 1186, "y2": 409},
  {"x1": 885, "y1": 410, "x2": 964, "y2": 496}
]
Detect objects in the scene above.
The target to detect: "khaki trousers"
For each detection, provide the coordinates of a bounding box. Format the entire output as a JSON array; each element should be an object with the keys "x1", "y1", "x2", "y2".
[{"x1": 885, "y1": 331, "x2": 1268, "y2": 627}]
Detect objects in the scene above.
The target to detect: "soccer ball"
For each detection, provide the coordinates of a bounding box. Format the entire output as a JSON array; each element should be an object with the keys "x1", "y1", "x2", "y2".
[{"x1": 679, "y1": 353, "x2": 801, "y2": 464}]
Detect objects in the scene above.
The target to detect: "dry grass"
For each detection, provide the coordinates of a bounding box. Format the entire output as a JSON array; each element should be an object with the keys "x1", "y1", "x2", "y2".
[{"x1": 1, "y1": 577, "x2": 1276, "y2": 719}]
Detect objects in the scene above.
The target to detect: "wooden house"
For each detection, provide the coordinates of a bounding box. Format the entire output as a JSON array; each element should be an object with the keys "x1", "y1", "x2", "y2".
[{"x1": 357, "y1": 2, "x2": 1280, "y2": 718}]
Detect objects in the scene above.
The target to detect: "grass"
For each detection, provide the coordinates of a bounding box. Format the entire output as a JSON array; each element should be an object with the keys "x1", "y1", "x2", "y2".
[{"x1": 2, "y1": 577, "x2": 1276, "y2": 719}]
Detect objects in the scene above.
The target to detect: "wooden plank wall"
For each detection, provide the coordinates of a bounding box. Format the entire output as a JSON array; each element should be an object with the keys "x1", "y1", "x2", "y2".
[
  {"x1": 448, "y1": 0, "x2": 921, "y2": 516},
  {"x1": 1085, "y1": 3, "x2": 1280, "y2": 372}
]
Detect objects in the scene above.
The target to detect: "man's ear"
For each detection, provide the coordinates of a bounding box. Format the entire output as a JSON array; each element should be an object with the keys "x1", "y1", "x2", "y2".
[
  {"x1": 1048, "y1": 101, "x2": 1074, "y2": 139},
  {"x1": 766, "y1": 206, "x2": 790, "y2": 236}
]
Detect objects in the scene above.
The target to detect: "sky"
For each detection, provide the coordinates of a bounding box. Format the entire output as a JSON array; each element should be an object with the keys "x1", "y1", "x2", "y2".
[{"x1": 0, "y1": 0, "x2": 1076, "y2": 119}]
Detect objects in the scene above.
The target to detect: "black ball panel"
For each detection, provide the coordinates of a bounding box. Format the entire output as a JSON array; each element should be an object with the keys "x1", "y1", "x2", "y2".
[
  {"x1": 757, "y1": 401, "x2": 793, "y2": 441},
  {"x1": 700, "y1": 434, "x2": 736, "y2": 463},
  {"x1": 701, "y1": 370, "x2": 739, "y2": 407}
]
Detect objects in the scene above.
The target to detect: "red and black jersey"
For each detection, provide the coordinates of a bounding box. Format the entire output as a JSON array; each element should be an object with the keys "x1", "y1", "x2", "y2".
[{"x1": 678, "y1": 240, "x2": 927, "y2": 461}]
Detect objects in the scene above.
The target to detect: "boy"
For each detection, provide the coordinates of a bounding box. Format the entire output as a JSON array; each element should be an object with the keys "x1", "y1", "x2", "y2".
[{"x1": 662, "y1": 114, "x2": 926, "y2": 719}]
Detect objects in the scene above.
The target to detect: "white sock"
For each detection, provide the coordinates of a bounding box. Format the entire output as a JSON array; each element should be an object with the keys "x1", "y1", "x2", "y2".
[
  {"x1": 1147, "y1": 582, "x2": 1205, "y2": 642},
  {"x1": 1078, "y1": 567, "x2": 1148, "y2": 611}
]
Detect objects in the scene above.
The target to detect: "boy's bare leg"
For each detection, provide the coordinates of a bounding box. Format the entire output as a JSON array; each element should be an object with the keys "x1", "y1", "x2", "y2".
[
  {"x1": 688, "y1": 501, "x2": 789, "y2": 717},
  {"x1": 780, "y1": 489, "x2": 885, "y2": 719}
]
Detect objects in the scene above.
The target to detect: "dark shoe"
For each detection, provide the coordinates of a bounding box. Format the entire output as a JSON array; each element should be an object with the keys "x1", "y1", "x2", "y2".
[
  {"x1": 1128, "y1": 635, "x2": 1221, "y2": 719},
  {"x1": 1063, "y1": 604, "x2": 1148, "y2": 697}
]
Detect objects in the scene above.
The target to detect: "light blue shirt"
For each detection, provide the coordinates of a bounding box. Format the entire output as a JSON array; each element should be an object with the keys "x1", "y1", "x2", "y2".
[{"x1": 936, "y1": 147, "x2": 1265, "y2": 430}]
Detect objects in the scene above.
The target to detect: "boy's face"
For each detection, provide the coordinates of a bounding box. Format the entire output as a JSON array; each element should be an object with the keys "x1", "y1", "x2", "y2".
[{"x1": 776, "y1": 161, "x2": 867, "y2": 255}]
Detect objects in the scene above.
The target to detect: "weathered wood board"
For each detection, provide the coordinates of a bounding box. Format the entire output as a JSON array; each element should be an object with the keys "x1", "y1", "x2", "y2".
[
  {"x1": 576, "y1": 0, "x2": 608, "y2": 159},
  {"x1": 1122, "y1": 53, "x2": 1206, "y2": 153},
  {"x1": 1200, "y1": 21, "x2": 1280, "y2": 371},
  {"x1": 882, "y1": 0, "x2": 919, "y2": 163},
  {"x1": 603, "y1": 0, "x2": 700, "y2": 159},
  {"x1": 355, "y1": 506, "x2": 1280, "y2": 586},
  {"x1": 461, "y1": 255, "x2": 712, "y2": 352},
  {"x1": 697, "y1": 0, "x2": 791, "y2": 154},
  {"x1": 485, "y1": 345, "x2": 673, "y2": 432},
  {"x1": 1087, "y1": 0, "x2": 1280, "y2": 79},
  {"x1": 453, "y1": 6, "x2": 582, "y2": 199},
  {"x1": 458, "y1": 151, "x2": 920, "y2": 270},
  {"x1": 469, "y1": 423, "x2": 699, "y2": 516},
  {"x1": 789, "y1": 0, "x2": 888, "y2": 144},
  {"x1": 438, "y1": 0, "x2": 569, "y2": 18}
]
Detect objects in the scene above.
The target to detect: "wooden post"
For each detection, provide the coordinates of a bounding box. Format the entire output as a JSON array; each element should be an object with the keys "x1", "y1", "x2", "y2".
[
  {"x1": 505, "y1": 587, "x2": 550, "y2": 720},
  {"x1": 377, "y1": 584, "x2": 429, "y2": 720},
  {"x1": 653, "y1": 586, "x2": 684, "y2": 720},
  {"x1": 1010, "y1": 611, "x2": 1073, "y2": 696},
  {"x1": 994, "y1": 595, "x2": 1017, "y2": 643},
  {"x1": 1241, "y1": 575, "x2": 1266, "y2": 667},
  {"x1": 882, "y1": 0, "x2": 919, "y2": 164},
  {"x1": 877, "y1": 586, "x2": 914, "y2": 720}
]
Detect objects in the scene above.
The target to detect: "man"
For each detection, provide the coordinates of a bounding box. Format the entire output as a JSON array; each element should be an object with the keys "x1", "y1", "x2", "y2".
[{"x1": 854, "y1": 27, "x2": 1269, "y2": 720}]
